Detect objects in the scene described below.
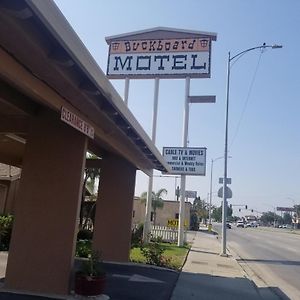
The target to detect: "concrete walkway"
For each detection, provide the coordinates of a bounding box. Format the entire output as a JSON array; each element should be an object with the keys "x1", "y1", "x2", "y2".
[
  {"x1": 171, "y1": 231, "x2": 267, "y2": 300},
  {"x1": 0, "y1": 230, "x2": 283, "y2": 299}
]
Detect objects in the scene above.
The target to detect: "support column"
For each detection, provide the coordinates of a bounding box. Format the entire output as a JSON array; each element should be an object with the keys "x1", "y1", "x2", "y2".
[
  {"x1": 93, "y1": 153, "x2": 136, "y2": 262},
  {"x1": 5, "y1": 109, "x2": 87, "y2": 295}
]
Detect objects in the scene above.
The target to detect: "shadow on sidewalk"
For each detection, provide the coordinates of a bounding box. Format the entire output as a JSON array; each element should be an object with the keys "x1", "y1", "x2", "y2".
[
  {"x1": 172, "y1": 270, "x2": 291, "y2": 300},
  {"x1": 189, "y1": 248, "x2": 220, "y2": 256},
  {"x1": 0, "y1": 260, "x2": 180, "y2": 300},
  {"x1": 236, "y1": 258, "x2": 300, "y2": 266}
]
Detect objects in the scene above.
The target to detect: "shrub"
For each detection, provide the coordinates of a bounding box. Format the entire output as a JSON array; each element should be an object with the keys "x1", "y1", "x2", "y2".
[
  {"x1": 131, "y1": 223, "x2": 143, "y2": 248},
  {"x1": 140, "y1": 236, "x2": 170, "y2": 267},
  {"x1": 0, "y1": 214, "x2": 14, "y2": 251},
  {"x1": 76, "y1": 240, "x2": 92, "y2": 258}
]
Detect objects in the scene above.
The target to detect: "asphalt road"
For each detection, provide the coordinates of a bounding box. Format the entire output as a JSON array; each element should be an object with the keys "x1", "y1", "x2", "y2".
[{"x1": 223, "y1": 225, "x2": 300, "y2": 300}]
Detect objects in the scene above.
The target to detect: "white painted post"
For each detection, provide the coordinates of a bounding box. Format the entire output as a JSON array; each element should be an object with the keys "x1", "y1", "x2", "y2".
[
  {"x1": 124, "y1": 77, "x2": 130, "y2": 106},
  {"x1": 178, "y1": 77, "x2": 190, "y2": 246},
  {"x1": 143, "y1": 78, "x2": 160, "y2": 242}
]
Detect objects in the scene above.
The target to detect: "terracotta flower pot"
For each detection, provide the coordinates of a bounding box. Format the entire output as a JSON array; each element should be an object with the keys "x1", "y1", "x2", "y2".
[{"x1": 75, "y1": 273, "x2": 106, "y2": 296}]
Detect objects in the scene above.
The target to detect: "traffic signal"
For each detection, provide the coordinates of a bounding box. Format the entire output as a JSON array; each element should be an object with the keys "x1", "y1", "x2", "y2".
[
  {"x1": 239, "y1": 208, "x2": 241, "y2": 212},
  {"x1": 245, "y1": 205, "x2": 248, "y2": 209},
  {"x1": 251, "y1": 209, "x2": 254, "y2": 213},
  {"x1": 230, "y1": 204, "x2": 232, "y2": 208}
]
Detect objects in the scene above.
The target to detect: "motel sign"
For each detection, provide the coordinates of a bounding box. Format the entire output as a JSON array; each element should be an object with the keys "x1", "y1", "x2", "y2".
[{"x1": 106, "y1": 27, "x2": 217, "y2": 79}]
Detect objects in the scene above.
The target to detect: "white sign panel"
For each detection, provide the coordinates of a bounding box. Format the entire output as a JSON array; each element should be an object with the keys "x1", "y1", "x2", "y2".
[
  {"x1": 61, "y1": 107, "x2": 94, "y2": 139},
  {"x1": 219, "y1": 177, "x2": 232, "y2": 184},
  {"x1": 185, "y1": 190, "x2": 197, "y2": 199},
  {"x1": 162, "y1": 147, "x2": 206, "y2": 175},
  {"x1": 107, "y1": 38, "x2": 211, "y2": 79}
]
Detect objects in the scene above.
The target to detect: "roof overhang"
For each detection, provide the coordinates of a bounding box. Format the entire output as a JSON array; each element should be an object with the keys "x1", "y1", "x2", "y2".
[
  {"x1": 105, "y1": 27, "x2": 217, "y2": 43},
  {"x1": 0, "y1": 0, "x2": 170, "y2": 175}
]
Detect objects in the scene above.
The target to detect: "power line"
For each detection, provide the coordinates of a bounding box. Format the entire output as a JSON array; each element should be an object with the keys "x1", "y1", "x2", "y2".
[{"x1": 229, "y1": 50, "x2": 264, "y2": 149}]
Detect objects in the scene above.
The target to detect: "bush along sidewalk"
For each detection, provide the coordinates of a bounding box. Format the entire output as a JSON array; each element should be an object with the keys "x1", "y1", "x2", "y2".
[
  {"x1": 75, "y1": 225, "x2": 190, "y2": 270},
  {"x1": 130, "y1": 236, "x2": 190, "y2": 270},
  {"x1": 140, "y1": 237, "x2": 171, "y2": 267}
]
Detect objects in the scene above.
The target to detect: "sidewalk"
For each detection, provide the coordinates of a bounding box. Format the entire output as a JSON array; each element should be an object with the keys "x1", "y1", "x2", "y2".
[
  {"x1": 171, "y1": 231, "x2": 265, "y2": 300},
  {"x1": 0, "y1": 231, "x2": 280, "y2": 300}
]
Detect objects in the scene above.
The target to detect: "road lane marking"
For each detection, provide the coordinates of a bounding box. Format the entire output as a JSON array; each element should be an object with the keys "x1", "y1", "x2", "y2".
[{"x1": 112, "y1": 274, "x2": 165, "y2": 283}]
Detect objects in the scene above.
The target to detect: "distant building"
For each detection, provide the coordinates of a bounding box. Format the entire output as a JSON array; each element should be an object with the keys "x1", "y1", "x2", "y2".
[
  {"x1": 245, "y1": 215, "x2": 258, "y2": 222},
  {"x1": 132, "y1": 197, "x2": 191, "y2": 228}
]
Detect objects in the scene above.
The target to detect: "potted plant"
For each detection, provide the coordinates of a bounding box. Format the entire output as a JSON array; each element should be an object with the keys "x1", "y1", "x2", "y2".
[{"x1": 75, "y1": 250, "x2": 106, "y2": 296}]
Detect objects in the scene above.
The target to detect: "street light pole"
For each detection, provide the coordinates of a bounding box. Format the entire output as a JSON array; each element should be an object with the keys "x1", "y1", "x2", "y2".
[
  {"x1": 221, "y1": 43, "x2": 282, "y2": 256},
  {"x1": 208, "y1": 158, "x2": 214, "y2": 228},
  {"x1": 221, "y1": 51, "x2": 231, "y2": 256}
]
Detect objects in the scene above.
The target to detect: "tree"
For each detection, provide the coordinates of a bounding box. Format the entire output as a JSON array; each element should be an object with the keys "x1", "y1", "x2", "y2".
[
  {"x1": 211, "y1": 204, "x2": 232, "y2": 222},
  {"x1": 140, "y1": 188, "x2": 167, "y2": 226},
  {"x1": 229, "y1": 215, "x2": 239, "y2": 222},
  {"x1": 283, "y1": 213, "x2": 292, "y2": 225},
  {"x1": 293, "y1": 204, "x2": 300, "y2": 228},
  {"x1": 295, "y1": 204, "x2": 300, "y2": 213},
  {"x1": 260, "y1": 211, "x2": 282, "y2": 226},
  {"x1": 211, "y1": 206, "x2": 222, "y2": 222},
  {"x1": 189, "y1": 212, "x2": 199, "y2": 231},
  {"x1": 294, "y1": 205, "x2": 300, "y2": 219},
  {"x1": 80, "y1": 153, "x2": 101, "y2": 230},
  {"x1": 192, "y1": 197, "x2": 208, "y2": 223}
]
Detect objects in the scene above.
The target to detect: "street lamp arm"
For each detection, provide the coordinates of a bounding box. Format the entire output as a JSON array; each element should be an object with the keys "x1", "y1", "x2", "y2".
[{"x1": 230, "y1": 43, "x2": 283, "y2": 62}]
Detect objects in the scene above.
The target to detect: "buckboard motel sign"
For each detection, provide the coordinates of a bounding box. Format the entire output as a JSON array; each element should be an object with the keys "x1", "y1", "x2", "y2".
[
  {"x1": 163, "y1": 147, "x2": 206, "y2": 175},
  {"x1": 107, "y1": 37, "x2": 211, "y2": 79}
]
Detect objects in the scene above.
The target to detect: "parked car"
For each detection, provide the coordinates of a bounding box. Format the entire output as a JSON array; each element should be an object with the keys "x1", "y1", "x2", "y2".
[
  {"x1": 236, "y1": 221, "x2": 244, "y2": 228},
  {"x1": 226, "y1": 223, "x2": 232, "y2": 229},
  {"x1": 245, "y1": 223, "x2": 252, "y2": 228},
  {"x1": 282, "y1": 224, "x2": 292, "y2": 229}
]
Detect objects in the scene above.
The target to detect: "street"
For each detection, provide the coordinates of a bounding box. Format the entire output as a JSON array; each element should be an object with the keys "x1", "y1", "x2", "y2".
[{"x1": 224, "y1": 225, "x2": 300, "y2": 300}]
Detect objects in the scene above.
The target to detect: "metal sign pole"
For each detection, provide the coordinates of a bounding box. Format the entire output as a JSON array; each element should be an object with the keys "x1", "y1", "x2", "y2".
[
  {"x1": 143, "y1": 77, "x2": 160, "y2": 242},
  {"x1": 221, "y1": 52, "x2": 231, "y2": 256},
  {"x1": 178, "y1": 77, "x2": 190, "y2": 246}
]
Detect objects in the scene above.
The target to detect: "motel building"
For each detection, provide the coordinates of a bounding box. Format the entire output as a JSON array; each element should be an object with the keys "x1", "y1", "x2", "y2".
[
  {"x1": 132, "y1": 197, "x2": 191, "y2": 229},
  {"x1": 0, "y1": 0, "x2": 172, "y2": 297}
]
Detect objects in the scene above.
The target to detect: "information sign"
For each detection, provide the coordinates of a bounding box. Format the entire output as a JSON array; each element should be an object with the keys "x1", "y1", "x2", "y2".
[
  {"x1": 61, "y1": 107, "x2": 94, "y2": 139},
  {"x1": 107, "y1": 38, "x2": 212, "y2": 79},
  {"x1": 163, "y1": 147, "x2": 206, "y2": 175},
  {"x1": 167, "y1": 219, "x2": 188, "y2": 228}
]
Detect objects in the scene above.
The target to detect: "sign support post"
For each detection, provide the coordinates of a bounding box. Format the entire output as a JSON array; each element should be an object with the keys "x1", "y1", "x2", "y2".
[
  {"x1": 105, "y1": 28, "x2": 217, "y2": 246},
  {"x1": 178, "y1": 77, "x2": 190, "y2": 247},
  {"x1": 124, "y1": 77, "x2": 130, "y2": 106},
  {"x1": 143, "y1": 78, "x2": 160, "y2": 243}
]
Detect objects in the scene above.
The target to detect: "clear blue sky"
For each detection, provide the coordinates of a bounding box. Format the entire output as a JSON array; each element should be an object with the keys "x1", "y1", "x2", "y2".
[{"x1": 54, "y1": 0, "x2": 300, "y2": 216}]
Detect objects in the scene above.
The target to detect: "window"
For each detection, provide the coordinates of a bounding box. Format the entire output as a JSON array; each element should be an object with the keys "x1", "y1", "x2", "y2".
[{"x1": 175, "y1": 213, "x2": 179, "y2": 219}]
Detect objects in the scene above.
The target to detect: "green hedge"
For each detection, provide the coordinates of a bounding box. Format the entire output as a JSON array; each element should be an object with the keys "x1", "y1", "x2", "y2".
[{"x1": 0, "y1": 214, "x2": 14, "y2": 251}]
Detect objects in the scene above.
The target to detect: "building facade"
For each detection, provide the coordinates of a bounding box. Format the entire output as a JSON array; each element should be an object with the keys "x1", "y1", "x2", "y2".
[{"x1": 132, "y1": 197, "x2": 191, "y2": 228}]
